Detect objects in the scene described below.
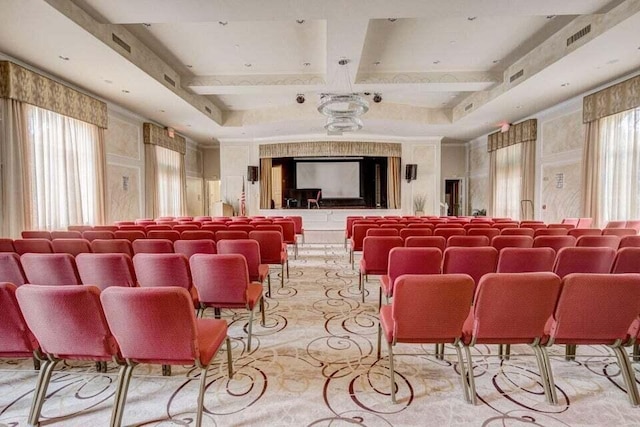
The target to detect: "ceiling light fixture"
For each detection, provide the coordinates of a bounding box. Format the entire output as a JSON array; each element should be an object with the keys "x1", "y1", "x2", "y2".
[
  {"x1": 122, "y1": 89, "x2": 130, "y2": 93},
  {"x1": 58, "y1": 55, "x2": 69, "y2": 61},
  {"x1": 218, "y1": 21, "x2": 228, "y2": 26},
  {"x1": 388, "y1": 18, "x2": 397, "y2": 22},
  {"x1": 244, "y1": 63, "x2": 252, "y2": 67},
  {"x1": 318, "y1": 59, "x2": 369, "y2": 133},
  {"x1": 142, "y1": 23, "x2": 151, "y2": 27},
  {"x1": 467, "y1": 16, "x2": 477, "y2": 21},
  {"x1": 296, "y1": 19, "x2": 305, "y2": 24}
]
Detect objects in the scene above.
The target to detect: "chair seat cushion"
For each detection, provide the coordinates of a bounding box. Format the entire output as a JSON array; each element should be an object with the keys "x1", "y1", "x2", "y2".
[
  {"x1": 195, "y1": 318, "x2": 228, "y2": 366},
  {"x1": 246, "y1": 283, "x2": 263, "y2": 310},
  {"x1": 380, "y1": 305, "x2": 394, "y2": 344},
  {"x1": 379, "y1": 275, "x2": 392, "y2": 297}
]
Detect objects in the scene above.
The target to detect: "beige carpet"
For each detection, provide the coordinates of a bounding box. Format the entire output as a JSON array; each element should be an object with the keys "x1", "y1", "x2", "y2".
[{"x1": 1, "y1": 244, "x2": 640, "y2": 426}]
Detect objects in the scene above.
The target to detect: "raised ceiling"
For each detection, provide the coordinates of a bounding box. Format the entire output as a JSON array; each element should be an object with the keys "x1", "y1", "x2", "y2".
[{"x1": 1, "y1": 0, "x2": 639, "y2": 145}]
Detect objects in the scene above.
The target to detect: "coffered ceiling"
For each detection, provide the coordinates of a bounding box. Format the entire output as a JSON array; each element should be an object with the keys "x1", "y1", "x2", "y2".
[{"x1": 1, "y1": 0, "x2": 639, "y2": 145}]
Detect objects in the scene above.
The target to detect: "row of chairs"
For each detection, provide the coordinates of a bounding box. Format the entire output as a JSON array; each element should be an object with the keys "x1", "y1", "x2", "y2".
[
  {"x1": 378, "y1": 272, "x2": 640, "y2": 406},
  {"x1": 1, "y1": 282, "x2": 233, "y2": 426}
]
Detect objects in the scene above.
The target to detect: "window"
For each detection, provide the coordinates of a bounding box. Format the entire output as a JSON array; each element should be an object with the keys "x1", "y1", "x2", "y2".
[
  {"x1": 154, "y1": 145, "x2": 184, "y2": 217},
  {"x1": 493, "y1": 143, "x2": 523, "y2": 219}
]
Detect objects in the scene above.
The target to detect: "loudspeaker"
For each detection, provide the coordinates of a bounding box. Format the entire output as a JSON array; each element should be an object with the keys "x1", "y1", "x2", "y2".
[
  {"x1": 405, "y1": 164, "x2": 417, "y2": 182},
  {"x1": 247, "y1": 166, "x2": 259, "y2": 183}
]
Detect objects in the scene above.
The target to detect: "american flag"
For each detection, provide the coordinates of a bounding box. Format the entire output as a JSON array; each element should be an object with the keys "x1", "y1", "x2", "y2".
[{"x1": 239, "y1": 178, "x2": 246, "y2": 216}]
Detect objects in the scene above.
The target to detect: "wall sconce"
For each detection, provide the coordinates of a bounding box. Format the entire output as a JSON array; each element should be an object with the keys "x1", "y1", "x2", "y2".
[
  {"x1": 166, "y1": 127, "x2": 175, "y2": 138},
  {"x1": 247, "y1": 166, "x2": 259, "y2": 184},
  {"x1": 405, "y1": 164, "x2": 417, "y2": 182}
]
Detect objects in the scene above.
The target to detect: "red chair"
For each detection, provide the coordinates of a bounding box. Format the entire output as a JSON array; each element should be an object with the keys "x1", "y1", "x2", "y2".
[
  {"x1": 0, "y1": 238, "x2": 14, "y2": 252},
  {"x1": 0, "y1": 282, "x2": 39, "y2": 368},
  {"x1": 76, "y1": 253, "x2": 137, "y2": 290},
  {"x1": 553, "y1": 247, "x2": 616, "y2": 278},
  {"x1": 379, "y1": 247, "x2": 442, "y2": 308},
  {"x1": 520, "y1": 223, "x2": 547, "y2": 231},
  {"x1": 174, "y1": 239, "x2": 217, "y2": 259},
  {"x1": 91, "y1": 239, "x2": 134, "y2": 257},
  {"x1": 576, "y1": 235, "x2": 620, "y2": 249},
  {"x1": 491, "y1": 223, "x2": 519, "y2": 231},
  {"x1": 625, "y1": 220, "x2": 640, "y2": 231},
  {"x1": 255, "y1": 224, "x2": 283, "y2": 233},
  {"x1": 359, "y1": 236, "x2": 403, "y2": 302},
  {"x1": 433, "y1": 228, "x2": 466, "y2": 240},
  {"x1": 217, "y1": 239, "x2": 271, "y2": 297},
  {"x1": 349, "y1": 224, "x2": 378, "y2": 268},
  {"x1": 132, "y1": 239, "x2": 174, "y2": 254},
  {"x1": 406, "y1": 223, "x2": 433, "y2": 229},
  {"x1": 532, "y1": 235, "x2": 576, "y2": 252},
  {"x1": 0, "y1": 253, "x2": 27, "y2": 286},
  {"x1": 466, "y1": 228, "x2": 500, "y2": 240},
  {"x1": 561, "y1": 218, "x2": 580, "y2": 226},
  {"x1": 16, "y1": 284, "x2": 121, "y2": 426},
  {"x1": 132, "y1": 253, "x2": 199, "y2": 309},
  {"x1": 82, "y1": 230, "x2": 115, "y2": 241},
  {"x1": 190, "y1": 254, "x2": 265, "y2": 352},
  {"x1": 114, "y1": 230, "x2": 146, "y2": 242},
  {"x1": 147, "y1": 230, "x2": 181, "y2": 242},
  {"x1": 21, "y1": 230, "x2": 52, "y2": 240},
  {"x1": 227, "y1": 224, "x2": 255, "y2": 234},
  {"x1": 366, "y1": 228, "x2": 399, "y2": 237},
  {"x1": 20, "y1": 253, "x2": 81, "y2": 285},
  {"x1": 93, "y1": 225, "x2": 119, "y2": 232},
  {"x1": 442, "y1": 247, "x2": 499, "y2": 291},
  {"x1": 404, "y1": 236, "x2": 447, "y2": 251},
  {"x1": 547, "y1": 224, "x2": 575, "y2": 230},
  {"x1": 274, "y1": 220, "x2": 297, "y2": 258},
  {"x1": 180, "y1": 230, "x2": 215, "y2": 240},
  {"x1": 52, "y1": 238, "x2": 92, "y2": 256},
  {"x1": 173, "y1": 224, "x2": 200, "y2": 233},
  {"x1": 491, "y1": 235, "x2": 534, "y2": 251},
  {"x1": 496, "y1": 247, "x2": 556, "y2": 273},
  {"x1": 286, "y1": 216, "x2": 304, "y2": 246},
  {"x1": 144, "y1": 224, "x2": 172, "y2": 232},
  {"x1": 344, "y1": 216, "x2": 364, "y2": 248},
  {"x1": 602, "y1": 228, "x2": 637, "y2": 237},
  {"x1": 501, "y1": 227, "x2": 534, "y2": 237},
  {"x1": 308, "y1": 190, "x2": 321, "y2": 209},
  {"x1": 545, "y1": 273, "x2": 640, "y2": 406},
  {"x1": 576, "y1": 218, "x2": 593, "y2": 228},
  {"x1": 249, "y1": 230, "x2": 288, "y2": 289},
  {"x1": 101, "y1": 286, "x2": 232, "y2": 427},
  {"x1": 118, "y1": 225, "x2": 145, "y2": 232},
  {"x1": 67, "y1": 225, "x2": 92, "y2": 233},
  {"x1": 13, "y1": 238, "x2": 53, "y2": 255},
  {"x1": 534, "y1": 228, "x2": 568, "y2": 237},
  {"x1": 463, "y1": 223, "x2": 490, "y2": 231},
  {"x1": 605, "y1": 220, "x2": 627, "y2": 228},
  {"x1": 202, "y1": 224, "x2": 228, "y2": 234},
  {"x1": 51, "y1": 231, "x2": 82, "y2": 239},
  {"x1": 447, "y1": 235, "x2": 489, "y2": 248},
  {"x1": 215, "y1": 230, "x2": 249, "y2": 241},
  {"x1": 611, "y1": 247, "x2": 640, "y2": 274},
  {"x1": 378, "y1": 274, "x2": 474, "y2": 403},
  {"x1": 619, "y1": 235, "x2": 640, "y2": 248},
  {"x1": 462, "y1": 272, "x2": 562, "y2": 404},
  {"x1": 399, "y1": 228, "x2": 432, "y2": 240},
  {"x1": 568, "y1": 228, "x2": 601, "y2": 238}
]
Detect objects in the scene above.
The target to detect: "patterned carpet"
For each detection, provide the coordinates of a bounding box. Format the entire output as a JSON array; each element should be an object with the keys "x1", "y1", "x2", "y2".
[{"x1": 1, "y1": 244, "x2": 640, "y2": 426}]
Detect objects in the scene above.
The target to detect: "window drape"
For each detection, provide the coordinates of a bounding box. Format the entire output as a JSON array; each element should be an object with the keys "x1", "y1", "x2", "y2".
[
  {"x1": 387, "y1": 157, "x2": 401, "y2": 209},
  {"x1": 145, "y1": 144, "x2": 186, "y2": 218},
  {"x1": 491, "y1": 143, "x2": 523, "y2": 219},
  {"x1": 259, "y1": 158, "x2": 273, "y2": 209},
  {"x1": 581, "y1": 121, "x2": 602, "y2": 225}
]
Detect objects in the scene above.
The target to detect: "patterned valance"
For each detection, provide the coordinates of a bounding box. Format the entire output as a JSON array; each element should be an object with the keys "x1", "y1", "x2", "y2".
[
  {"x1": 143, "y1": 122, "x2": 186, "y2": 154},
  {"x1": 583, "y1": 74, "x2": 640, "y2": 123},
  {"x1": 487, "y1": 119, "x2": 537, "y2": 152},
  {"x1": 0, "y1": 61, "x2": 108, "y2": 128},
  {"x1": 259, "y1": 141, "x2": 402, "y2": 158}
]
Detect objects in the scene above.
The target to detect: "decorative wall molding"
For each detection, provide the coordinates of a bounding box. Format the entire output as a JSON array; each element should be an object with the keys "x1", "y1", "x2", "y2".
[
  {"x1": 143, "y1": 122, "x2": 186, "y2": 154},
  {"x1": 0, "y1": 60, "x2": 108, "y2": 128},
  {"x1": 583, "y1": 74, "x2": 640, "y2": 123},
  {"x1": 487, "y1": 119, "x2": 537, "y2": 152},
  {"x1": 259, "y1": 141, "x2": 402, "y2": 158}
]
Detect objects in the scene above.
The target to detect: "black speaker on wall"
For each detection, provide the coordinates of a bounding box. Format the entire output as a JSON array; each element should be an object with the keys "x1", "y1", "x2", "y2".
[
  {"x1": 405, "y1": 164, "x2": 417, "y2": 182},
  {"x1": 247, "y1": 166, "x2": 259, "y2": 184}
]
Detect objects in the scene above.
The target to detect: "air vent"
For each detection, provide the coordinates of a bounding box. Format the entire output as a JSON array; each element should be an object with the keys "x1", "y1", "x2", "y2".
[
  {"x1": 111, "y1": 33, "x2": 131, "y2": 53},
  {"x1": 567, "y1": 24, "x2": 591, "y2": 47},
  {"x1": 510, "y1": 69, "x2": 524, "y2": 83},
  {"x1": 164, "y1": 74, "x2": 176, "y2": 87},
  {"x1": 464, "y1": 103, "x2": 473, "y2": 112},
  {"x1": 204, "y1": 106, "x2": 212, "y2": 114}
]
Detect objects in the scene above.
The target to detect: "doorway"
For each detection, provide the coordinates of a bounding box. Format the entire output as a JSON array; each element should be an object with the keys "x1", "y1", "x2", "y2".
[{"x1": 445, "y1": 179, "x2": 462, "y2": 216}]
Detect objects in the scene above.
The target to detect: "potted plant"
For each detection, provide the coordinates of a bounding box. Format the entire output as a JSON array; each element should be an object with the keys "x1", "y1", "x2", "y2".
[
  {"x1": 413, "y1": 193, "x2": 426, "y2": 216},
  {"x1": 472, "y1": 208, "x2": 487, "y2": 217}
]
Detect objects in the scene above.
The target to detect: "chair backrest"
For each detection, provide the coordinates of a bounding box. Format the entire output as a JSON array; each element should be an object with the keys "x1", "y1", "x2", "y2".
[
  {"x1": 90, "y1": 239, "x2": 134, "y2": 257},
  {"x1": 16, "y1": 284, "x2": 119, "y2": 360},
  {"x1": 273, "y1": 221, "x2": 296, "y2": 243},
  {"x1": 553, "y1": 246, "x2": 616, "y2": 278},
  {"x1": 361, "y1": 236, "x2": 404, "y2": 275},
  {"x1": 180, "y1": 230, "x2": 215, "y2": 240},
  {"x1": 255, "y1": 224, "x2": 283, "y2": 234},
  {"x1": 0, "y1": 282, "x2": 39, "y2": 357},
  {"x1": 101, "y1": 286, "x2": 200, "y2": 364},
  {"x1": 114, "y1": 230, "x2": 146, "y2": 242},
  {"x1": 463, "y1": 223, "x2": 490, "y2": 230},
  {"x1": 576, "y1": 218, "x2": 593, "y2": 229},
  {"x1": 387, "y1": 247, "x2": 442, "y2": 287},
  {"x1": 0, "y1": 238, "x2": 15, "y2": 253},
  {"x1": 611, "y1": 247, "x2": 640, "y2": 274},
  {"x1": 133, "y1": 253, "x2": 192, "y2": 290},
  {"x1": 21, "y1": 230, "x2": 52, "y2": 240},
  {"x1": 286, "y1": 216, "x2": 303, "y2": 234},
  {"x1": 568, "y1": 228, "x2": 602, "y2": 238},
  {"x1": 227, "y1": 224, "x2": 256, "y2": 234},
  {"x1": 215, "y1": 230, "x2": 249, "y2": 241},
  {"x1": 13, "y1": 238, "x2": 53, "y2": 255},
  {"x1": 173, "y1": 224, "x2": 200, "y2": 233},
  {"x1": 391, "y1": 274, "x2": 474, "y2": 343},
  {"x1": 561, "y1": 218, "x2": 580, "y2": 226},
  {"x1": 602, "y1": 228, "x2": 637, "y2": 237},
  {"x1": 76, "y1": 253, "x2": 137, "y2": 290},
  {"x1": 118, "y1": 225, "x2": 145, "y2": 231},
  {"x1": 532, "y1": 235, "x2": 576, "y2": 252},
  {"x1": 20, "y1": 253, "x2": 81, "y2": 285},
  {"x1": 442, "y1": 246, "x2": 499, "y2": 289},
  {"x1": 619, "y1": 235, "x2": 640, "y2": 248},
  {"x1": 534, "y1": 228, "x2": 568, "y2": 237},
  {"x1": 447, "y1": 235, "x2": 490, "y2": 248},
  {"x1": 500, "y1": 227, "x2": 534, "y2": 237},
  {"x1": 174, "y1": 239, "x2": 217, "y2": 258},
  {"x1": 547, "y1": 224, "x2": 575, "y2": 230},
  {"x1": 51, "y1": 231, "x2": 82, "y2": 239},
  {"x1": 366, "y1": 228, "x2": 399, "y2": 237},
  {"x1": 68, "y1": 225, "x2": 93, "y2": 233},
  {"x1": 248, "y1": 230, "x2": 284, "y2": 264},
  {"x1": 144, "y1": 224, "x2": 172, "y2": 232},
  {"x1": 0, "y1": 253, "x2": 27, "y2": 286},
  {"x1": 433, "y1": 228, "x2": 466, "y2": 239},
  {"x1": 575, "y1": 235, "x2": 620, "y2": 249},
  {"x1": 399, "y1": 228, "x2": 432, "y2": 240},
  {"x1": 550, "y1": 273, "x2": 640, "y2": 344},
  {"x1": 201, "y1": 224, "x2": 228, "y2": 234},
  {"x1": 466, "y1": 228, "x2": 500, "y2": 240},
  {"x1": 132, "y1": 239, "x2": 174, "y2": 254},
  {"x1": 147, "y1": 230, "x2": 181, "y2": 242},
  {"x1": 625, "y1": 220, "x2": 640, "y2": 231},
  {"x1": 93, "y1": 225, "x2": 119, "y2": 232},
  {"x1": 470, "y1": 272, "x2": 561, "y2": 343},
  {"x1": 491, "y1": 223, "x2": 519, "y2": 231},
  {"x1": 491, "y1": 235, "x2": 534, "y2": 251},
  {"x1": 82, "y1": 230, "x2": 115, "y2": 241},
  {"x1": 496, "y1": 247, "x2": 556, "y2": 273},
  {"x1": 404, "y1": 236, "x2": 446, "y2": 251},
  {"x1": 189, "y1": 254, "x2": 249, "y2": 304},
  {"x1": 217, "y1": 239, "x2": 263, "y2": 281},
  {"x1": 52, "y1": 238, "x2": 92, "y2": 256},
  {"x1": 351, "y1": 224, "x2": 378, "y2": 251}
]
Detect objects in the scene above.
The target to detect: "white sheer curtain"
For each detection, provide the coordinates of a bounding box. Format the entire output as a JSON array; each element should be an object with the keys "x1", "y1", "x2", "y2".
[
  {"x1": 153, "y1": 145, "x2": 186, "y2": 217},
  {"x1": 24, "y1": 104, "x2": 105, "y2": 230},
  {"x1": 597, "y1": 107, "x2": 640, "y2": 224},
  {"x1": 492, "y1": 143, "x2": 523, "y2": 220}
]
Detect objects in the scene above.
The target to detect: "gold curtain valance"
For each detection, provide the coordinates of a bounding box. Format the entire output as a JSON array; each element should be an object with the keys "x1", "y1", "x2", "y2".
[
  {"x1": 487, "y1": 119, "x2": 537, "y2": 152},
  {"x1": 0, "y1": 61, "x2": 108, "y2": 128},
  {"x1": 259, "y1": 141, "x2": 402, "y2": 158},
  {"x1": 143, "y1": 122, "x2": 186, "y2": 154},
  {"x1": 583, "y1": 74, "x2": 640, "y2": 123}
]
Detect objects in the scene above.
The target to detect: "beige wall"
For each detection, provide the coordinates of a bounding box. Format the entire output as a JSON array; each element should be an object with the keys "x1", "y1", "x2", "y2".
[
  {"x1": 203, "y1": 147, "x2": 221, "y2": 180},
  {"x1": 467, "y1": 138, "x2": 490, "y2": 216}
]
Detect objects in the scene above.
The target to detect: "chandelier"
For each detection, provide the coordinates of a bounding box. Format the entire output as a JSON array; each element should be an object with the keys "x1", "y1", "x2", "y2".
[{"x1": 317, "y1": 59, "x2": 369, "y2": 132}]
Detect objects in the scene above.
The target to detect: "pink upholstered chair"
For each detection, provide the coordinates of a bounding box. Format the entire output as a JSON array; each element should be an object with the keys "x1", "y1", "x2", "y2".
[
  {"x1": 16, "y1": 284, "x2": 121, "y2": 426},
  {"x1": 491, "y1": 235, "x2": 534, "y2": 251},
  {"x1": 547, "y1": 223, "x2": 575, "y2": 230},
  {"x1": 174, "y1": 239, "x2": 217, "y2": 259},
  {"x1": 545, "y1": 273, "x2": 640, "y2": 406},
  {"x1": 496, "y1": 247, "x2": 556, "y2": 273},
  {"x1": 20, "y1": 253, "x2": 81, "y2": 285},
  {"x1": 624, "y1": 220, "x2": 640, "y2": 231},
  {"x1": 378, "y1": 274, "x2": 474, "y2": 403},
  {"x1": 575, "y1": 235, "x2": 620, "y2": 249},
  {"x1": 217, "y1": 239, "x2": 271, "y2": 297},
  {"x1": 93, "y1": 225, "x2": 119, "y2": 232},
  {"x1": 0, "y1": 253, "x2": 27, "y2": 286},
  {"x1": 215, "y1": 230, "x2": 249, "y2": 242},
  {"x1": 51, "y1": 230, "x2": 82, "y2": 239},
  {"x1": 76, "y1": 253, "x2": 137, "y2": 290},
  {"x1": 0, "y1": 238, "x2": 15, "y2": 252},
  {"x1": 534, "y1": 228, "x2": 568, "y2": 237},
  {"x1": 0, "y1": 282, "x2": 39, "y2": 368},
  {"x1": 344, "y1": 216, "x2": 364, "y2": 248},
  {"x1": 91, "y1": 239, "x2": 134, "y2": 257},
  {"x1": 274, "y1": 220, "x2": 297, "y2": 258},
  {"x1": 404, "y1": 235, "x2": 447, "y2": 251},
  {"x1": 21, "y1": 230, "x2": 52, "y2": 240},
  {"x1": 399, "y1": 228, "x2": 432, "y2": 240},
  {"x1": 114, "y1": 230, "x2": 146, "y2": 242},
  {"x1": 147, "y1": 230, "x2": 181, "y2": 242},
  {"x1": 447, "y1": 235, "x2": 490, "y2": 248},
  {"x1": 532, "y1": 235, "x2": 576, "y2": 252},
  {"x1": 172, "y1": 224, "x2": 200, "y2": 233},
  {"x1": 227, "y1": 224, "x2": 256, "y2": 234},
  {"x1": 67, "y1": 225, "x2": 93, "y2": 233},
  {"x1": 101, "y1": 286, "x2": 232, "y2": 427},
  {"x1": 367, "y1": 228, "x2": 399, "y2": 237},
  {"x1": 202, "y1": 224, "x2": 228, "y2": 234},
  {"x1": 349, "y1": 224, "x2": 378, "y2": 268},
  {"x1": 491, "y1": 223, "x2": 519, "y2": 231},
  {"x1": 118, "y1": 224, "x2": 145, "y2": 232},
  {"x1": 576, "y1": 218, "x2": 593, "y2": 228},
  {"x1": 611, "y1": 247, "x2": 640, "y2": 274},
  {"x1": 561, "y1": 218, "x2": 580, "y2": 226},
  {"x1": 553, "y1": 247, "x2": 616, "y2": 278},
  {"x1": 144, "y1": 224, "x2": 172, "y2": 232},
  {"x1": 189, "y1": 254, "x2": 265, "y2": 352},
  {"x1": 568, "y1": 228, "x2": 601, "y2": 238},
  {"x1": 132, "y1": 238, "x2": 174, "y2": 254},
  {"x1": 359, "y1": 236, "x2": 403, "y2": 302},
  {"x1": 82, "y1": 230, "x2": 115, "y2": 241},
  {"x1": 462, "y1": 272, "x2": 562, "y2": 404},
  {"x1": 307, "y1": 190, "x2": 321, "y2": 209},
  {"x1": 52, "y1": 238, "x2": 92, "y2": 256},
  {"x1": 501, "y1": 227, "x2": 534, "y2": 237},
  {"x1": 602, "y1": 228, "x2": 637, "y2": 237},
  {"x1": 13, "y1": 238, "x2": 53, "y2": 255},
  {"x1": 466, "y1": 228, "x2": 500, "y2": 240},
  {"x1": 433, "y1": 228, "x2": 466, "y2": 240},
  {"x1": 442, "y1": 247, "x2": 499, "y2": 291},
  {"x1": 180, "y1": 230, "x2": 215, "y2": 241},
  {"x1": 619, "y1": 235, "x2": 640, "y2": 248},
  {"x1": 249, "y1": 230, "x2": 288, "y2": 289}
]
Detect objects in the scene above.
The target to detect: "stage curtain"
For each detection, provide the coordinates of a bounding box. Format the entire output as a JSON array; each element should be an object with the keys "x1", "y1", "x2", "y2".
[
  {"x1": 387, "y1": 157, "x2": 401, "y2": 209},
  {"x1": 260, "y1": 157, "x2": 273, "y2": 209},
  {"x1": 520, "y1": 139, "x2": 535, "y2": 220}
]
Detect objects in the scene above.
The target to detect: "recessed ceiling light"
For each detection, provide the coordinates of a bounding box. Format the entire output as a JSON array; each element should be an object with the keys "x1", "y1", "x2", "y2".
[
  {"x1": 388, "y1": 18, "x2": 397, "y2": 22},
  {"x1": 433, "y1": 60, "x2": 441, "y2": 64},
  {"x1": 218, "y1": 21, "x2": 228, "y2": 26},
  {"x1": 122, "y1": 89, "x2": 130, "y2": 93},
  {"x1": 58, "y1": 55, "x2": 69, "y2": 61},
  {"x1": 244, "y1": 63, "x2": 252, "y2": 67},
  {"x1": 561, "y1": 82, "x2": 570, "y2": 87},
  {"x1": 296, "y1": 19, "x2": 305, "y2": 24},
  {"x1": 467, "y1": 16, "x2": 477, "y2": 21},
  {"x1": 303, "y1": 62, "x2": 311, "y2": 66}
]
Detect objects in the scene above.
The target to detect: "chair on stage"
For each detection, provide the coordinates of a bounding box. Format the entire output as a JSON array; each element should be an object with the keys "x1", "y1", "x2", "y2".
[{"x1": 307, "y1": 190, "x2": 321, "y2": 209}]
